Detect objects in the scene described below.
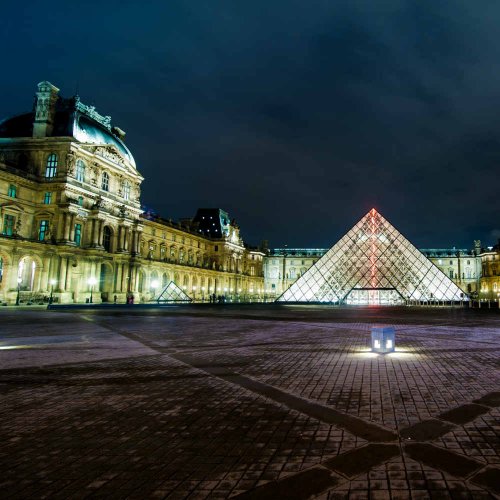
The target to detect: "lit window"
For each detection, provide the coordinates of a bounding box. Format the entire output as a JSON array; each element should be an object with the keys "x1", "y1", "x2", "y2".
[
  {"x1": 374, "y1": 340, "x2": 381, "y2": 348},
  {"x1": 101, "y1": 171, "x2": 109, "y2": 191},
  {"x1": 3, "y1": 214, "x2": 15, "y2": 236},
  {"x1": 7, "y1": 184, "x2": 17, "y2": 198},
  {"x1": 74, "y1": 224, "x2": 82, "y2": 246},
  {"x1": 45, "y1": 154, "x2": 58, "y2": 178},
  {"x1": 43, "y1": 192, "x2": 52, "y2": 204},
  {"x1": 39, "y1": 220, "x2": 49, "y2": 241},
  {"x1": 75, "y1": 160, "x2": 85, "y2": 182},
  {"x1": 386, "y1": 339, "x2": 392, "y2": 349},
  {"x1": 78, "y1": 196, "x2": 84, "y2": 206},
  {"x1": 123, "y1": 181, "x2": 131, "y2": 200}
]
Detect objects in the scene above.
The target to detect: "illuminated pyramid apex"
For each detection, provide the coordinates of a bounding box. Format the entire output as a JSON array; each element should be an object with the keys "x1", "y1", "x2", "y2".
[{"x1": 277, "y1": 210, "x2": 467, "y2": 305}]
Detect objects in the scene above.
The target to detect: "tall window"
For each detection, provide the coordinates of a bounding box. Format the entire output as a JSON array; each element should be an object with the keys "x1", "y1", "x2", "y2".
[
  {"x1": 39, "y1": 220, "x2": 49, "y2": 241},
  {"x1": 75, "y1": 160, "x2": 85, "y2": 182},
  {"x1": 101, "y1": 171, "x2": 109, "y2": 191},
  {"x1": 74, "y1": 224, "x2": 82, "y2": 246},
  {"x1": 103, "y1": 226, "x2": 111, "y2": 252},
  {"x1": 78, "y1": 196, "x2": 84, "y2": 206},
  {"x1": 45, "y1": 154, "x2": 58, "y2": 178},
  {"x1": 3, "y1": 214, "x2": 15, "y2": 236},
  {"x1": 43, "y1": 192, "x2": 52, "y2": 204},
  {"x1": 123, "y1": 181, "x2": 131, "y2": 200},
  {"x1": 8, "y1": 184, "x2": 17, "y2": 198},
  {"x1": 449, "y1": 269, "x2": 454, "y2": 279},
  {"x1": 0, "y1": 256, "x2": 3, "y2": 283}
]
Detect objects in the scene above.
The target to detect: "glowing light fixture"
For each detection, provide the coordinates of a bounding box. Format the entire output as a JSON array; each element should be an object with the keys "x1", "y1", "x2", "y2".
[{"x1": 371, "y1": 326, "x2": 395, "y2": 354}]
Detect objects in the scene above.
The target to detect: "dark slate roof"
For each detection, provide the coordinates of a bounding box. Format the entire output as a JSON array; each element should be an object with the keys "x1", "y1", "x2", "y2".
[{"x1": 0, "y1": 98, "x2": 135, "y2": 168}]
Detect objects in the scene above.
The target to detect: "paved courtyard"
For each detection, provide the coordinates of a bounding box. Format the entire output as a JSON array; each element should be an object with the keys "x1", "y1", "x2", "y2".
[{"x1": 0, "y1": 305, "x2": 499, "y2": 499}]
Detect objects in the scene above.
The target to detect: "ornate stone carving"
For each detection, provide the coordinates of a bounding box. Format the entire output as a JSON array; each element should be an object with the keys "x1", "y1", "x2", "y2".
[
  {"x1": 90, "y1": 162, "x2": 99, "y2": 186},
  {"x1": 118, "y1": 205, "x2": 127, "y2": 218},
  {"x1": 35, "y1": 97, "x2": 48, "y2": 119},
  {"x1": 94, "y1": 145, "x2": 124, "y2": 166},
  {"x1": 92, "y1": 196, "x2": 103, "y2": 209},
  {"x1": 75, "y1": 97, "x2": 112, "y2": 130},
  {"x1": 65, "y1": 152, "x2": 75, "y2": 175}
]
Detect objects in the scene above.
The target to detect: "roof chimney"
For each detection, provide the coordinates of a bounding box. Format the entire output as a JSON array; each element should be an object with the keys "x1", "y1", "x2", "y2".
[{"x1": 33, "y1": 81, "x2": 59, "y2": 138}]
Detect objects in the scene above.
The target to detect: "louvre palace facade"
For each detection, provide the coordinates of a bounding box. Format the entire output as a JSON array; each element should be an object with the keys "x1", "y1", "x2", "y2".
[
  {"x1": 1, "y1": 81, "x2": 499, "y2": 306},
  {"x1": 0, "y1": 81, "x2": 265, "y2": 304}
]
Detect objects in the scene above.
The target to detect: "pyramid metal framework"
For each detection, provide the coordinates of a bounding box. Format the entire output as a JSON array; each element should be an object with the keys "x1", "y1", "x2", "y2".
[
  {"x1": 156, "y1": 281, "x2": 192, "y2": 303},
  {"x1": 277, "y1": 209, "x2": 468, "y2": 305}
]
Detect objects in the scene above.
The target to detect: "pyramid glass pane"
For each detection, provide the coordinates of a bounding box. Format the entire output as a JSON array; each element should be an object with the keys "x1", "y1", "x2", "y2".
[
  {"x1": 277, "y1": 209, "x2": 468, "y2": 305},
  {"x1": 156, "y1": 281, "x2": 192, "y2": 303}
]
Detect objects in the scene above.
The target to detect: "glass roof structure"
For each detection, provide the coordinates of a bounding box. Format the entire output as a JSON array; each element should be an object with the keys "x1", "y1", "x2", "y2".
[
  {"x1": 277, "y1": 208, "x2": 468, "y2": 305},
  {"x1": 156, "y1": 281, "x2": 192, "y2": 303}
]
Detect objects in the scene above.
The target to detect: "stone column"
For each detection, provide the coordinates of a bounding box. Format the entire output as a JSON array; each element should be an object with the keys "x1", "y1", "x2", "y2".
[
  {"x1": 92, "y1": 219, "x2": 100, "y2": 246},
  {"x1": 115, "y1": 263, "x2": 122, "y2": 292},
  {"x1": 122, "y1": 227, "x2": 127, "y2": 252},
  {"x1": 40, "y1": 256, "x2": 50, "y2": 291},
  {"x1": 58, "y1": 256, "x2": 68, "y2": 291},
  {"x1": 63, "y1": 213, "x2": 71, "y2": 241},
  {"x1": 69, "y1": 214, "x2": 76, "y2": 242},
  {"x1": 98, "y1": 220, "x2": 104, "y2": 247},
  {"x1": 116, "y1": 226, "x2": 123, "y2": 252}
]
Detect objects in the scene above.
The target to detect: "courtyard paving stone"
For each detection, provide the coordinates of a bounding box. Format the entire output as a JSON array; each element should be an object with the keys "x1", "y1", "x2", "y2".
[{"x1": 0, "y1": 305, "x2": 499, "y2": 498}]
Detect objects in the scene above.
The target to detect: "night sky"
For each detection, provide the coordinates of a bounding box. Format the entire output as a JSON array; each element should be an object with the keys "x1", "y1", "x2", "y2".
[{"x1": 2, "y1": 1, "x2": 499, "y2": 249}]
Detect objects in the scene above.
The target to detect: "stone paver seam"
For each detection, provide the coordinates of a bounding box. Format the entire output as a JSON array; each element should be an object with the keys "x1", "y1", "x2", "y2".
[{"x1": 56, "y1": 314, "x2": 500, "y2": 497}]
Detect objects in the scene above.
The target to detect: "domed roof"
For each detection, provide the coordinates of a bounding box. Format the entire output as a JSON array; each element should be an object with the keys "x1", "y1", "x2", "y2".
[
  {"x1": 0, "y1": 95, "x2": 136, "y2": 169},
  {"x1": 73, "y1": 115, "x2": 135, "y2": 168}
]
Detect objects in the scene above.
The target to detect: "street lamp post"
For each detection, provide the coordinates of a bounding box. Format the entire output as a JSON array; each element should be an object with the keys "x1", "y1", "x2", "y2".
[
  {"x1": 15, "y1": 277, "x2": 22, "y2": 306},
  {"x1": 88, "y1": 277, "x2": 97, "y2": 303},
  {"x1": 49, "y1": 279, "x2": 57, "y2": 304}
]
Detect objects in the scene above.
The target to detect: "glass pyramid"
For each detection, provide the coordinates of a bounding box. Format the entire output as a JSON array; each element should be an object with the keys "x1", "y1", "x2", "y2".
[
  {"x1": 156, "y1": 281, "x2": 192, "y2": 303},
  {"x1": 277, "y1": 208, "x2": 468, "y2": 305}
]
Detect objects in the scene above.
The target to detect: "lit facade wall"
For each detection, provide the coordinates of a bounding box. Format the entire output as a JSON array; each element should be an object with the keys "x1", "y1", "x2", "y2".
[
  {"x1": 479, "y1": 246, "x2": 500, "y2": 301},
  {"x1": 0, "y1": 81, "x2": 264, "y2": 304}
]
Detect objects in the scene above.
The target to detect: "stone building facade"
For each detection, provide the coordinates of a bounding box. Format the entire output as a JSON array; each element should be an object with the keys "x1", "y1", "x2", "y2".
[
  {"x1": 479, "y1": 242, "x2": 500, "y2": 302},
  {"x1": 0, "y1": 81, "x2": 265, "y2": 304}
]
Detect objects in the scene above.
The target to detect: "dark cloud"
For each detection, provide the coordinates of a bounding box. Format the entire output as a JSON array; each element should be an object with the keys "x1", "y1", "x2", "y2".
[{"x1": 2, "y1": 0, "x2": 499, "y2": 248}]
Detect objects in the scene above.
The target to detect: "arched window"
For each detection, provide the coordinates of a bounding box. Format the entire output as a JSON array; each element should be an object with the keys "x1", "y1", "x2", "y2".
[
  {"x1": 289, "y1": 268, "x2": 296, "y2": 279},
  {"x1": 103, "y1": 226, "x2": 112, "y2": 252},
  {"x1": 45, "y1": 154, "x2": 58, "y2": 178},
  {"x1": 162, "y1": 273, "x2": 169, "y2": 287},
  {"x1": 101, "y1": 171, "x2": 109, "y2": 191},
  {"x1": 75, "y1": 160, "x2": 85, "y2": 182}
]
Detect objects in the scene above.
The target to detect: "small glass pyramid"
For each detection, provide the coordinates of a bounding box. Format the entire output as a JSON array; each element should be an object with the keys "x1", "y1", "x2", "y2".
[
  {"x1": 156, "y1": 281, "x2": 192, "y2": 303},
  {"x1": 277, "y1": 208, "x2": 468, "y2": 305}
]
